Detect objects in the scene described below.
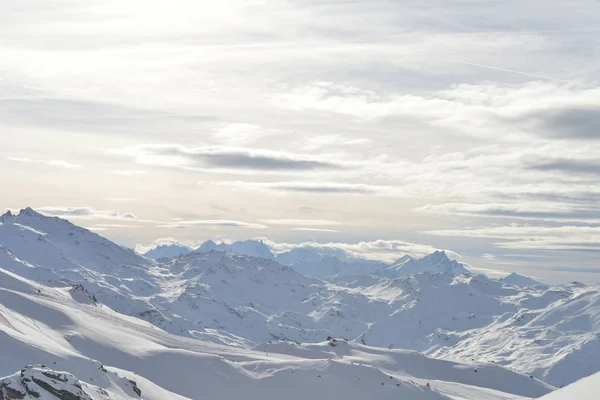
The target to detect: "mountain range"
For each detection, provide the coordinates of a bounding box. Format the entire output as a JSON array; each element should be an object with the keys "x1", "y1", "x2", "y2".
[{"x1": 1, "y1": 208, "x2": 599, "y2": 399}]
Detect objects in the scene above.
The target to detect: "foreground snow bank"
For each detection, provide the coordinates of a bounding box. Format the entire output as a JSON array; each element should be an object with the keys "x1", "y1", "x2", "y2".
[{"x1": 539, "y1": 372, "x2": 600, "y2": 399}]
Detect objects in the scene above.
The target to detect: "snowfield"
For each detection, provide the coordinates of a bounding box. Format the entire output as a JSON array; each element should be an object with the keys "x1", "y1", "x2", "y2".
[
  {"x1": 0, "y1": 208, "x2": 599, "y2": 398},
  {"x1": 539, "y1": 371, "x2": 600, "y2": 399},
  {"x1": 0, "y1": 265, "x2": 552, "y2": 399}
]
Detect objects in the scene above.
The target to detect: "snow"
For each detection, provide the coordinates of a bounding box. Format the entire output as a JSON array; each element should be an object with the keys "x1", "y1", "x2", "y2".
[
  {"x1": 539, "y1": 372, "x2": 600, "y2": 399},
  {"x1": 194, "y1": 239, "x2": 275, "y2": 259},
  {"x1": 0, "y1": 265, "x2": 553, "y2": 400},
  {"x1": 143, "y1": 244, "x2": 192, "y2": 260},
  {"x1": 501, "y1": 273, "x2": 546, "y2": 288},
  {"x1": 1, "y1": 208, "x2": 600, "y2": 396},
  {"x1": 385, "y1": 251, "x2": 471, "y2": 277}
]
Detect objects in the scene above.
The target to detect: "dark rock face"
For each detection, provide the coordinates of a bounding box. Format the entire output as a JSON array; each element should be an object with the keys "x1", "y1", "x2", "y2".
[{"x1": 0, "y1": 364, "x2": 141, "y2": 400}]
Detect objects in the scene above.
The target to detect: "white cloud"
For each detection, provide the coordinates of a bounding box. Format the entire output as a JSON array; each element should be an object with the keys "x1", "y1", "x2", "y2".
[
  {"x1": 105, "y1": 197, "x2": 140, "y2": 202},
  {"x1": 158, "y1": 219, "x2": 268, "y2": 229},
  {"x1": 214, "y1": 181, "x2": 396, "y2": 195},
  {"x1": 425, "y1": 225, "x2": 600, "y2": 251},
  {"x1": 7, "y1": 157, "x2": 81, "y2": 169},
  {"x1": 258, "y1": 219, "x2": 342, "y2": 226},
  {"x1": 262, "y1": 238, "x2": 458, "y2": 262},
  {"x1": 290, "y1": 228, "x2": 340, "y2": 233},
  {"x1": 417, "y1": 202, "x2": 600, "y2": 223},
  {"x1": 111, "y1": 170, "x2": 146, "y2": 176},
  {"x1": 35, "y1": 206, "x2": 137, "y2": 221},
  {"x1": 302, "y1": 134, "x2": 372, "y2": 151},
  {"x1": 210, "y1": 123, "x2": 276, "y2": 145},
  {"x1": 115, "y1": 144, "x2": 349, "y2": 174}
]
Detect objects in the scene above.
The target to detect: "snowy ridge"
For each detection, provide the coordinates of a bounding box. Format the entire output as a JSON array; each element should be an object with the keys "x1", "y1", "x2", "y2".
[
  {"x1": 0, "y1": 265, "x2": 553, "y2": 400},
  {"x1": 144, "y1": 244, "x2": 193, "y2": 260},
  {"x1": 385, "y1": 251, "x2": 471, "y2": 278},
  {"x1": 1, "y1": 209, "x2": 599, "y2": 389}
]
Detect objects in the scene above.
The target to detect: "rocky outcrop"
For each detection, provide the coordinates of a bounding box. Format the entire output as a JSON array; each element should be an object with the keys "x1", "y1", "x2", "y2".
[{"x1": 0, "y1": 365, "x2": 141, "y2": 400}]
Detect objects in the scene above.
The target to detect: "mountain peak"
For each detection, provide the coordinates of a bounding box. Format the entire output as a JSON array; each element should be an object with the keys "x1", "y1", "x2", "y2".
[
  {"x1": 501, "y1": 272, "x2": 544, "y2": 287},
  {"x1": 19, "y1": 207, "x2": 41, "y2": 217},
  {"x1": 386, "y1": 250, "x2": 469, "y2": 277},
  {"x1": 427, "y1": 250, "x2": 449, "y2": 260},
  {"x1": 144, "y1": 243, "x2": 192, "y2": 260}
]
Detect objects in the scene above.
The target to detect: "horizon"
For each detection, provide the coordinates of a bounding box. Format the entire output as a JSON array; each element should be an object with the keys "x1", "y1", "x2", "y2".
[
  {"x1": 3, "y1": 0, "x2": 600, "y2": 285},
  {"x1": 2, "y1": 205, "x2": 594, "y2": 285}
]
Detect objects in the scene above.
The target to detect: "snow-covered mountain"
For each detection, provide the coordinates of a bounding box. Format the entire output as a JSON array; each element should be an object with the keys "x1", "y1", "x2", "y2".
[
  {"x1": 1, "y1": 208, "x2": 599, "y2": 390},
  {"x1": 140, "y1": 239, "x2": 276, "y2": 260},
  {"x1": 0, "y1": 265, "x2": 553, "y2": 400},
  {"x1": 195, "y1": 239, "x2": 275, "y2": 259},
  {"x1": 144, "y1": 244, "x2": 193, "y2": 260},
  {"x1": 384, "y1": 251, "x2": 471, "y2": 277},
  {"x1": 501, "y1": 272, "x2": 546, "y2": 287},
  {"x1": 0, "y1": 208, "x2": 151, "y2": 272},
  {"x1": 275, "y1": 246, "x2": 388, "y2": 278}
]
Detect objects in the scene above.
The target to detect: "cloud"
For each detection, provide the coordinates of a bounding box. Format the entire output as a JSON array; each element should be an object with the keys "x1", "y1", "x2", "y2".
[
  {"x1": 424, "y1": 224, "x2": 600, "y2": 251},
  {"x1": 526, "y1": 158, "x2": 600, "y2": 175},
  {"x1": 302, "y1": 134, "x2": 373, "y2": 151},
  {"x1": 258, "y1": 219, "x2": 342, "y2": 226},
  {"x1": 527, "y1": 107, "x2": 600, "y2": 140},
  {"x1": 7, "y1": 157, "x2": 81, "y2": 169},
  {"x1": 89, "y1": 224, "x2": 140, "y2": 228},
  {"x1": 262, "y1": 238, "x2": 458, "y2": 262},
  {"x1": 135, "y1": 237, "x2": 195, "y2": 254},
  {"x1": 210, "y1": 123, "x2": 278, "y2": 145},
  {"x1": 111, "y1": 170, "x2": 147, "y2": 176},
  {"x1": 120, "y1": 144, "x2": 346, "y2": 173},
  {"x1": 158, "y1": 219, "x2": 268, "y2": 229},
  {"x1": 35, "y1": 206, "x2": 137, "y2": 220},
  {"x1": 214, "y1": 181, "x2": 391, "y2": 195},
  {"x1": 418, "y1": 202, "x2": 600, "y2": 223},
  {"x1": 272, "y1": 81, "x2": 447, "y2": 121},
  {"x1": 105, "y1": 197, "x2": 140, "y2": 202},
  {"x1": 290, "y1": 228, "x2": 340, "y2": 233},
  {"x1": 272, "y1": 81, "x2": 600, "y2": 142}
]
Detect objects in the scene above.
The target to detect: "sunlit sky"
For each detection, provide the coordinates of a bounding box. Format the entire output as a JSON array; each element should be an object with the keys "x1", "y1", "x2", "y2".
[{"x1": 2, "y1": 0, "x2": 600, "y2": 283}]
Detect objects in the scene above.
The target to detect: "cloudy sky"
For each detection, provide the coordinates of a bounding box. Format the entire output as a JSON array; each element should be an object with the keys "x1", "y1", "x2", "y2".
[{"x1": 2, "y1": 0, "x2": 600, "y2": 283}]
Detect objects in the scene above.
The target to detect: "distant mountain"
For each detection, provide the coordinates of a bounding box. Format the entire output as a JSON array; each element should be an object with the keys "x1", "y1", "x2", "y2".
[
  {"x1": 0, "y1": 207, "x2": 150, "y2": 272},
  {"x1": 384, "y1": 251, "x2": 470, "y2": 278},
  {"x1": 276, "y1": 246, "x2": 387, "y2": 278},
  {"x1": 194, "y1": 239, "x2": 275, "y2": 259},
  {"x1": 1, "y1": 208, "x2": 599, "y2": 387},
  {"x1": 501, "y1": 272, "x2": 545, "y2": 287},
  {"x1": 144, "y1": 243, "x2": 193, "y2": 259}
]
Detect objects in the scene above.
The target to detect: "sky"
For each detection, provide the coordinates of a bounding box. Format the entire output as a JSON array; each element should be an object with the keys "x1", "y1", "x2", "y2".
[{"x1": 1, "y1": 0, "x2": 600, "y2": 284}]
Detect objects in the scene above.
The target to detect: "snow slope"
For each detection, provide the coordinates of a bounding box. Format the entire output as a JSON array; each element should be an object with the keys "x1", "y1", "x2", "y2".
[
  {"x1": 0, "y1": 265, "x2": 553, "y2": 400},
  {"x1": 1, "y1": 209, "x2": 599, "y2": 388},
  {"x1": 539, "y1": 372, "x2": 600, "y2": 399}
]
